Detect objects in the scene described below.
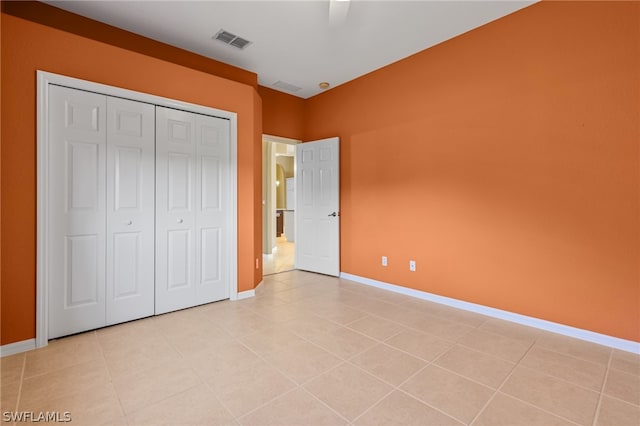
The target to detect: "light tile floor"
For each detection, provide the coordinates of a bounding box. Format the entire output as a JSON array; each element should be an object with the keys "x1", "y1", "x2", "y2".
[
  {"x1": 263, "y1": 237, "x2": 295, "y2": 275},
  {"x1": 1, "y1": 271, "x2": 639, "y2": 425}
]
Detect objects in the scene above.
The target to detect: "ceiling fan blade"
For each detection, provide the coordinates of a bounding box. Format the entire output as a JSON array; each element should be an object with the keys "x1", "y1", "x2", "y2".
[{"x1": 329, "y1": 0, "x2": 351, "y2": 27}]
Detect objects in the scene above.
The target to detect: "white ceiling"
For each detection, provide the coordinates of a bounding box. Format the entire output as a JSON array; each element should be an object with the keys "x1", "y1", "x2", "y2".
[{"x1": 46, "y1": 0, "x2": 536, "y2": 99}]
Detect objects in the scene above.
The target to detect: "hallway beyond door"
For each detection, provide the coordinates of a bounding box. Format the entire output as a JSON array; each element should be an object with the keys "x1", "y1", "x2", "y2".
[{"x1": 263, "y1": 236, "x2": 295, "y2": 275}]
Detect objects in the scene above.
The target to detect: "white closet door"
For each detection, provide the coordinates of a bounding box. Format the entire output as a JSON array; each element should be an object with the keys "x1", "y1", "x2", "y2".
[
  {"x1": 105, "y1": 97, "x2": 155, "y2": 325},
  {"x1": 49, "y1": 85, "x2": 107, "y2": 339},
  {"x1": 155, "y1": 107, "x2": 231, "y2": 314},
  {"x1": 155, "y1": 107, "x2": 197, "y2": 313},
  {"x1": 195, "y1": 114, "x2": 230, "y2": 303}
]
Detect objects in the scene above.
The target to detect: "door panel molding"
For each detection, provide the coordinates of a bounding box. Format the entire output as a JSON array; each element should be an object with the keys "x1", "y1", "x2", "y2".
[
  {"x1": 295, "y1": 137, "x2": 340, "y2": 276},
  {"x1": 37, "y1": 71, "x2": 238, "y2": 348}
]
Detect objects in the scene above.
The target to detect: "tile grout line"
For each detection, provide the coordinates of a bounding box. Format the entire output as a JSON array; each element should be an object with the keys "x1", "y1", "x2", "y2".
[
  {"x1": 531, "y1": 342, "x2": 613, "y2": 369},
  {"x1": 591, "y1": 348, "x2": 614, "y2": 426},
  {"x1": 497, "y1": 331, "x2": 591, "y2": 426},
  {"x1": 298, "y1": 385, "x2": 353, "y2": 425},
  {"x1": 350, "y1": 343, "x2": 472, "y2": 426},
  {"x1": 234, "y1": 302, "x2": 421, "y2": 424},
  {"x1": 13, "y1": 353, "x2": 27, "y2": 416},
  {"x1": 91, "y1": 330, "x2": 128, "y2": 424},
  {"x1": 467, "y1": 337, "x2": 537, "y2": 426},
  {"x1": 200, "y1": 377, "x2": 242, "y2": 423}
]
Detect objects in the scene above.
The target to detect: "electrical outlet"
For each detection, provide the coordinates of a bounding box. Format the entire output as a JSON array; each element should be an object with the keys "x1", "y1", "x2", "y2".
[
  {"x1": 382, "y1": 256, "x2": 388, "y2": 266},
  {"x1": 409, "y1": 260, "x2": 416, "y2": 272}
]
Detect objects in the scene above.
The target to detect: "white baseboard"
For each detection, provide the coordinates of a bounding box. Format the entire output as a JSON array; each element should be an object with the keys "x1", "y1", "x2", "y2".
[
  {"x1": 340, "y1": 272, "x2": 640, "y2": 354},
  {"x1": 1, "y1": 338, "x2": 36, "y2": 357},
  {"x1": 236, "y1": 288, "x2": 257, "y2": 300},
  {"x1": 254, "y1": 280, "x2": 264, "y2": 293}
]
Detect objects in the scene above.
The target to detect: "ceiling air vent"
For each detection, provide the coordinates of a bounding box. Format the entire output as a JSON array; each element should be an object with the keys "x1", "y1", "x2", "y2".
[
  {"x1": 213, "y1": 29, "x2": 252, "y2": 50},
  {"x1": 273, "y1": 80, "x2": 302, "y2": 93}
]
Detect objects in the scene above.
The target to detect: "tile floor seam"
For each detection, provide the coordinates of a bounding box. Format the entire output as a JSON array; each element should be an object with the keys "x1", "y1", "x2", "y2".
[
  {"x1": 343, "y1": 356, "x2": 429, "y2": 392},
  {"x1": 479, "y1": 391, "x2": 585, "y2": 426},
  {"x1": 233, "y1": 327, "x2": 337, "y2": 389},
  {"x1": 464, "y1": 326, "x2": 537, "y2": 349},
  {"x1": 92, "y1": 330, "x2": 127, "y2": 425},
  {"x1": 590, "y1": 348, "x2": 613, "y2": 426},
  {"x1": 607, "y1": 364, "x2": 640, "y2": 378},
  {"x1": 599, "y1": 392, "x2": 640, "y2": 409},
  {"x1": 500, "y1": 366, "x2": 601, "y2": 426},
  {"x1": 347, "y1": 385, "x2": 399, "y2": 425},
  {"x1": 12, "y1": 353, "x2": 26, "y2": 413},
  {"x1": 515, "y1": 362, "x2": 610, "y2": 396},
  {"x1": 299, "y1": 383, "x2": 360, "y2": 425},
  {"x1": 123, "y1": 382, "x2": 206, "y2": 422},
  {"x1": 367, "y1": 312, "x2": 462, "y2": 347},
  {"x1": 234, "y1": 386, "x2": 301, "y2": 424},
  {"x1": 343, "y1": 324, "x2": 406, "y2": 345},
  {"x1": 468, "y1": 336, "x2": 537, "y2": 426},
  {"x1": 286, "y1": 323, "x2": 377, "y2": 365},
  {"x1": 529, "y1": 342, "x2": 613, "y2": 368},
  {"x1": 200, "y1": 378, "x2": 241, "y2": 422},
  {"x1": 354, "y1": 359, "x2": 455, "y2": 422},
  {"x1": 372, "y1": 339, "x2": 444, "y2": 364},
  {"x1": 394, "y1": 385, "x2": 470, "y2": 425}
]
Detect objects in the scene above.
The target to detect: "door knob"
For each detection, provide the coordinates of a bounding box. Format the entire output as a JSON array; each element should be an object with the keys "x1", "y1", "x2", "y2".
[
  {"x1": 126, "y1": 220, "x2": 133, "y2": 226},
  {"x1": 177, "y1": 218, "x2": 184, "y2": 223},
  {"x1": 328, "y1": 212, "x2": 338, "y2": 217}
]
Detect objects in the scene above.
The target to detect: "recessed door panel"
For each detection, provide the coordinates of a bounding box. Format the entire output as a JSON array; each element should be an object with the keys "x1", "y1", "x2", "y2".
[
  {"x1": 168, "y1": 119, "x2": 190, "y2": 143},
  {"x1": 319, "y1": 168, "x2": 332, "y2": 207},
  {"x1": 114, "y1": 110, "x2": 143, "y2": 137},
  {"x1": 317, "y1": 219, "x2": 332, "y2": 260},
  {"x1": 65, "y1": 235, "x2": 99, "y2": 307},
  {"x1": 302, "y1": 169, "x2": 314, "y2": 206},
  {"x1": 168, "y1": 153, "x2": 191, "y2": 211},
  {"x1": 201, "y1": 227, "x2": 221, "y2": 283},
  {"x1": 114, "y1": 147, "x2": 141, "y2": 210},
  {"x1": 201, "y1": 156, "x2": 221, "y2": 211},
  {"x1": 49, "y1": 85, "x2": 106, "y2": 339},
  {"x1": 106, "y1": 96, "x2": 155, "y2": 325},
  {"x1": 67, "y1": 141, "x2": 99, "y2": 211},
  {"x1": 201, "y1": 125, "x2": 220, "y2": 147},
  {"x1": 112, "y1": 232, "x2": 140, "y2": 299},
  {"x1": 66, "y1": 102, "x2": 99, "y2": 132},
  {"x1": 168, "y1": 229, "x2": 191, "y2": 290}
]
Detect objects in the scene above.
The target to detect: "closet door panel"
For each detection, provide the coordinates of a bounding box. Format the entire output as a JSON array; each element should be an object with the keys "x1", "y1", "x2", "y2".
[
  {"x1": 196, "y1": 115, "x2": 231, "y2": 303},
  {"x1": 49, "y1": 85, "x2": 107, "y2": 339},
  {"x1": 106, "y1": 97, "x2": 155, "y2": 325},
  {"x1": 155, "y1": 106, "x2": 197, "y2": 314}
]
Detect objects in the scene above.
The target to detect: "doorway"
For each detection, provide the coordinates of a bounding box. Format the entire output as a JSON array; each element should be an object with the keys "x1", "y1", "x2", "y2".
[{"x1": 262, "y1": 135, "x2": 299, "y2": 275}]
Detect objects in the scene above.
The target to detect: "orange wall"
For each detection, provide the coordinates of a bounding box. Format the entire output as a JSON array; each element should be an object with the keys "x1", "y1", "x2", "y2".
[
  {"x1": 0, "y1": 12, "x2": 262, "y2": 345},
  {"x1": 257, "y1": 86, "x2": 305, "y2": 141},
  {"x1": 305, "y1": 1, "x2": 639, "y2": 341}
]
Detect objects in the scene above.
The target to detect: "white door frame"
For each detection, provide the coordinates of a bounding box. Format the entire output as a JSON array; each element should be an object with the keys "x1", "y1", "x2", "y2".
[
  {"x1": 262, "y1": 134, "x2": 299, "y2": 256},
  {"x1": 36, "y1": 71, "x2": 238, "y2": 348}
]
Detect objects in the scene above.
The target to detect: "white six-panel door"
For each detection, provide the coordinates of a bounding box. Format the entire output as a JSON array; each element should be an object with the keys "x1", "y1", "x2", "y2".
[
  {"x1": 49, "y1": 86, "x2": 108, "y2": 338},
  {"x1": 155, "y1": 107, "x2": 230, "y2": 314},
  {"x1": 105, "y1": 97, "x2": 155, "y2": 325},
  {"x1": 295, "y1": 137, "x2": 340, "y2": 276},
  {"x1": 47, "y1": 84, "x2": 232, "y2": 338},
  {"x1": 194, "y1": 114, "x2": 231, "y2": 304}
]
